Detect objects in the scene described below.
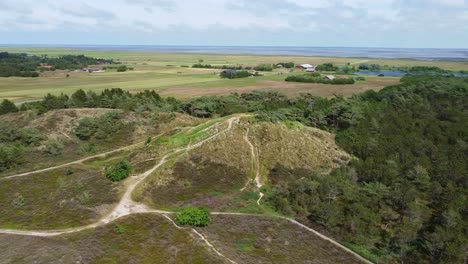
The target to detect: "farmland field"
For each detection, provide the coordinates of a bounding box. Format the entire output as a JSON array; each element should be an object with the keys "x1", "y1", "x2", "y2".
[{"x1": 7, "y1": 47, "x2": 468, "y2": 101}]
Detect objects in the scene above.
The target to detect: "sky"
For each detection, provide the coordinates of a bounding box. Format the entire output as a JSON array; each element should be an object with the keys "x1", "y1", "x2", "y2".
[{"x1": 0, "y1": 0, "x2": 467, "y2": 48}]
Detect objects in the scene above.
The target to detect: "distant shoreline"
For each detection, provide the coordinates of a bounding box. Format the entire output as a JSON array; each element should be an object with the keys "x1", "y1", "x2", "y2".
[{"x1": 1, "y1": 45, "x2": 467, "y2": 62}]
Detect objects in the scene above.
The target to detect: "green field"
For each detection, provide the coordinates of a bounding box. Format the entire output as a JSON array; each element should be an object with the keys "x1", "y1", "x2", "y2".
[{"x1": 1, "y1": 47, "x2": 467, "y2": 102}]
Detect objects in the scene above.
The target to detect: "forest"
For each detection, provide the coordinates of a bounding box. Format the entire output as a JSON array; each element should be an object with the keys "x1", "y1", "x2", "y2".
[
  {"x1": 0, "y1": 52, "x2": 113, "y2": 77},
  {"x1": 1, "y1": 75, "x2": 466, "y2": 263}
]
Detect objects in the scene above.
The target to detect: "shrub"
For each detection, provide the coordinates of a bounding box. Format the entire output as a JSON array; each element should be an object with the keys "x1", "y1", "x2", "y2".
[
  {"x1": 77, "y1": 143, "x2": 97, "y2": 155},
  {"x1": 176, "y1": 207, "x2": 211, "y2": 227},
  {"x1": 254, "y1": 64, "x2": 273, "y2": 71},
  {"x1": 75, "y1": 117, "x2": 98, "y2": 140},
  {"x1": 106, "y1": 160, "x2": 133, "y2": 182},
  {"x1": 45, "y1": 140, "x2": 64, "y2": 156},
  {"x1": 116, "y1": 65, "x2": 128, "y2": 72},
  {"x1": 0, "y1": 99, "x2": 18, "y2": 115}
]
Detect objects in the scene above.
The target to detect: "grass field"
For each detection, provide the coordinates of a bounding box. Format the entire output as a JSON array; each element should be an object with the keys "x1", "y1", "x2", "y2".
[
  {"x1": 8, "y1": 47, "x2": 465, "y2": 102},
  {"x1": 1, "y1": 47, "x2": 466, "y2": 106}
]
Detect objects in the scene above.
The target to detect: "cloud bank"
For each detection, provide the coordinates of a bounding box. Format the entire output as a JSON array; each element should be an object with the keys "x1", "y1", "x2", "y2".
[{"x1": 0, "y1": 0, "x2": 467, "y2": 47}]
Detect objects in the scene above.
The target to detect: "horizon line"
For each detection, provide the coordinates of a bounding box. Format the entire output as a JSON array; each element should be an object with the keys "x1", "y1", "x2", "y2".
[{"x1": 1, "y1": 44, "x2": 467, "y2": 50}]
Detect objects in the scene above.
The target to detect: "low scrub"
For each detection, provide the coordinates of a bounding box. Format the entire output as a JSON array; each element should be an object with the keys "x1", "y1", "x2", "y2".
[{"x1": 176, "y1": 207, "x2": 211, "y2": 227}]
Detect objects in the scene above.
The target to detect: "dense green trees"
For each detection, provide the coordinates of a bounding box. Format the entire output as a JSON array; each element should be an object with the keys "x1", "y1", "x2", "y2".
[
  {"x1": 253, "y1": 64, "x2": 273, "y2": 71},
  {"x1": 276, "y1": 62, "x2": 295, "y2": 68},
  {"x1": 286, "y1": 74, "x2": 355, "y2": 84},
  {"x1": 265, "y1": 75, "x2": 468, "y2": 263},
  {"x1": 0, "y1": 52, "x2": 113, "y2": 77},
  {"x1": 220, "y1": 70, "x2": 250, "y2": 79},
  {"x1": 316, "y1": 63, "x2": 339, "y2": 71}
]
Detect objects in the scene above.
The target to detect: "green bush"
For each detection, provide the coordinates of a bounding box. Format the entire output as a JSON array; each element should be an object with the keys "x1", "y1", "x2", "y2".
[
  {"x1": 176, "y1": 207, "x2": 211, "y2": 227},
  {"x1": 116, "y1": 65, "x2": 128, "y2": 72},
  {"x1": 254, "y1": 64, "x2": 273, "y2": 71},
  {"x1": 77, "y1": 143, "x2": 97, "y2": 155},
  {"x1": 0, "y1": 99, "x2": 18, "y2": 115},
  {"x1": 0, "y1": 144, "x2": 25, "y2": 172},
  {"x1": 74, "y1": 112, "x2": 125, "y2": 141},
  {"x1": 74, "y1": 117, "x2": 98, "y2": 140},
  {"x1": 220, "y1": 70, "x2": 250, "y2": 79},
  {"x1": 106, "y1": 160, "x2": 133, "y2": 182},
  {"x1": 45, "y1": 140, "x2": 64, "y2": 156}
]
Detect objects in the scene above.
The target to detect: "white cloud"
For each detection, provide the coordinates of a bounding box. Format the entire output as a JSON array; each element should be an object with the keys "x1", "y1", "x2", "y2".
[{"x1": 0, "y1": 0, "x2": 466, "y2": 47}]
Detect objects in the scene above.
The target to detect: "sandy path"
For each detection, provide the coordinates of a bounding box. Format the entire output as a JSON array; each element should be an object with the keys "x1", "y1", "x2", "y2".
[
  {"x1": 1, "y1": 137, "x2": 155, "y2": 180},
  {"x1": 0, "y1": 116, "x2": 239, "y2": 237},
  {"x1": 243, "y1": 128, "x2": 264, "y2": 205},
  {"x1": 0, "y1": 115, "x2": 371, "y2": 263}
]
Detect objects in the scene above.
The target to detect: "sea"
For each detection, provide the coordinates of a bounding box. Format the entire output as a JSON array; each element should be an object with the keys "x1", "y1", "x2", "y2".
[{"x1": 2, "y1": 45, "x2": 468, "y2": 61}]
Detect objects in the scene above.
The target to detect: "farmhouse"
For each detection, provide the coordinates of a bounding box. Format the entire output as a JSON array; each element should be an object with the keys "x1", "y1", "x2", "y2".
[
  {"x1": 323, "y1": 75, "x2": 336, "y2": 80},
  {"x1": 221, "y1": 69, "x2": 238, "y2": 75},
  {"x1": 305, "y1": 67, "x2": 316, "y2": 72},
  {"x1": 296, "y1": 64, "x2": 314, "y2": 69},
  {"x1": 38, "y1": 64, "x2": 54, "y2": 69},
  {"x1": 83, "y1": 68, "x2": 105, "y2": 73}
]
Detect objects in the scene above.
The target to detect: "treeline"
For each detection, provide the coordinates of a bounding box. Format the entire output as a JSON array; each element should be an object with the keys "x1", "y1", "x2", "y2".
[
  {"x1": 192, "y1": 63, "x2": 274, "y2": 71},
  {"x1": 358, "y1": 64, "x2": 452, "y2": 74},
  {"x1": 0, "y1": 52, "x2": 113, "y2": 77},
  {"x1": 15, "y1": 89, "x2": 180, "y2": 114},
  {"x1": 316, "y1": 63, "x2": 339, "y2": 71},
  {"x1": 286, "y1": 73, "x2": 355, "y2": 85},
  {"x1": 220, "y1": 70, "x2": 251, "y2": 79}
]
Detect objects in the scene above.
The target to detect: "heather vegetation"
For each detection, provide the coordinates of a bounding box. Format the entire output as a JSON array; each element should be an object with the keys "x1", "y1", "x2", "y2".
[{"x1": 0, "y1": 74, "x2": 466, "y2": 263}]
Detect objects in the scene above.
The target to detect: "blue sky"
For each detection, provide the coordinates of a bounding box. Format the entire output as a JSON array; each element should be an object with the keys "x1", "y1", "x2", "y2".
[{"x1": 0, "y1": 0, "x2": 467, "y2": 48}]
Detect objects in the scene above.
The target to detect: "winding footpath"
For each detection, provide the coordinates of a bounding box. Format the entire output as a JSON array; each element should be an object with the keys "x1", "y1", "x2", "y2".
[
  {"x1": 1, "y1": 134, "x2": 163, "y2": 180},
  {"x1": 242, "y1": 128, "x2": 264, "y2": 205},
  {"x1": 0, "y1": 116, "x2": 372, "y2": 264}
]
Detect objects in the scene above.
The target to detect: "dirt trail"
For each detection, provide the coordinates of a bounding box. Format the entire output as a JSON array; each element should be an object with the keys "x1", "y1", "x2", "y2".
[
  {"x1": 243, "y1": 128, "x2": 264, "y2": 205},
  {"x1": 0, "y1": 116, "x2": 240, "y2": 237},
  {"x1": 162, "y1": 214, "x2": 237, "y2": 264},
  {"x1": 1, "y1": 137, "x2": 156, "y2": 180},
  {"x1": 0, "y1": 116, "x2": 371, "y2": 264}
]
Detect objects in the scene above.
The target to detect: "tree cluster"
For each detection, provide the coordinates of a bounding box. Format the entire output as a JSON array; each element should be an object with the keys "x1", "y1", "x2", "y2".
[
  {"x1": 286, "y1": 74, "x2": 355, "y2": 85},
  {"x1": 315, "y1": 63, "x2": 339, "y2": 72},
  {"x1": 0, "y1": 52, "x2": 113, "y2": 77}
]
